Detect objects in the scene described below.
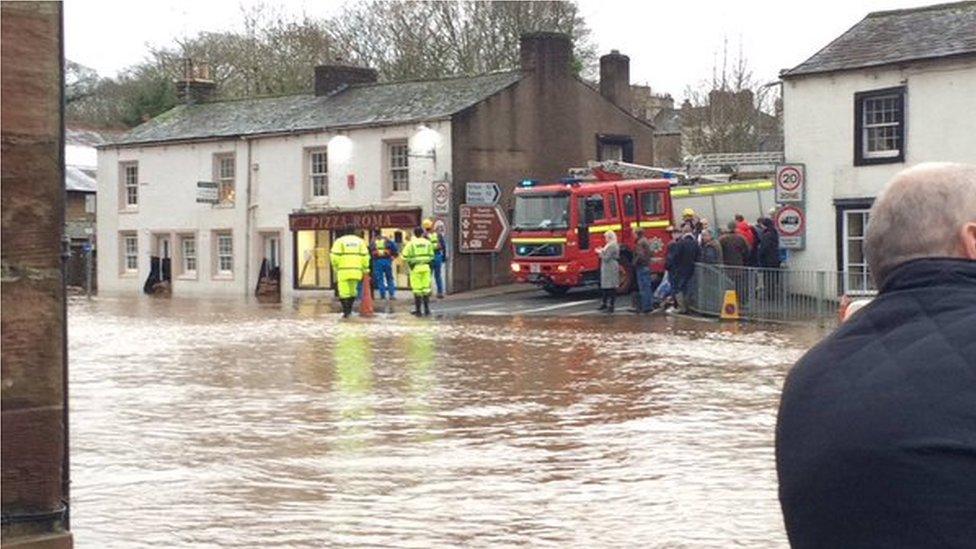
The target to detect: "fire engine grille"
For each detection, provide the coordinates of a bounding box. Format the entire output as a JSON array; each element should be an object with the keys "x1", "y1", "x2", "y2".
[{"x1": 514, "y1": 243, "x2": 563, "y2": 258}]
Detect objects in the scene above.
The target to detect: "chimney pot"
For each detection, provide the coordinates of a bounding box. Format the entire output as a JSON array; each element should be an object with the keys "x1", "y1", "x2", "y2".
[
  {"x1": 314, "y1": 64, "x2": 378, "y2": 96},
  {"x1": 175, "y1": 58, "x2": 215, "y2": 105}
]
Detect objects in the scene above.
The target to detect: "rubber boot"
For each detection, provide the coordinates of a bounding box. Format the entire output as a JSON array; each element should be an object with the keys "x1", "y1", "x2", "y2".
[
  {"x1": 597, "y1": 292, "x2": 608, "y2": 311},
  {"x1": 607, "y1": 293, "x2": 615, "y2": 314},
  {"x1": 423, "y1": 295, "x2": 431, "y2": 316},
  {"x1": 341, "y1": 298, "x2": 352, "y2": 318},
  {"x1": 412, "y1": 296, "x2": 422, "y2": 316}
]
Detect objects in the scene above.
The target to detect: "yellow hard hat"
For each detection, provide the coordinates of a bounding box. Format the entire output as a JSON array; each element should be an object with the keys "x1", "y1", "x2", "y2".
[
  {"x1": 682, "y1": 208, "x2": 696, "y2": 218},
  {"x1": 422, "y1": 218, "x2": 434, "y2": 229}
]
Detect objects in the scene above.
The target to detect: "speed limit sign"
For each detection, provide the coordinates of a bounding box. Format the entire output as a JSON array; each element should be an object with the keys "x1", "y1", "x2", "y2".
[{"x1": 775, "y1": 164, "x2": 805, "y2": 203}]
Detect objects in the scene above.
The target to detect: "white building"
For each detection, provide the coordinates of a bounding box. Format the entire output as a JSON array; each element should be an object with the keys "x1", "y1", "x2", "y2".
[{"x1": 781, "y1": 1, "x2": 976, "y2": 293}]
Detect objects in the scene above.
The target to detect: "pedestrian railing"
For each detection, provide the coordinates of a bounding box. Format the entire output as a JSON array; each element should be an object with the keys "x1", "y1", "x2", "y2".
[{"x1": 689, "y1": 263, "x2": 871, "y2": 325}]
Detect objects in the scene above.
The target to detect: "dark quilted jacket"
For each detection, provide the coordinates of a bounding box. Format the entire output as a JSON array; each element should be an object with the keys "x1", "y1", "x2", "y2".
[{"x1": 776, "y1": 258, "x2": 976, "y2": 548}]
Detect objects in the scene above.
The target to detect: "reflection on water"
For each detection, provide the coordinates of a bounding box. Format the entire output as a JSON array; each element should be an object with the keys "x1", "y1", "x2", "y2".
[{"x1": 68, "y1": 295, "x2": 822, "y2": 548}]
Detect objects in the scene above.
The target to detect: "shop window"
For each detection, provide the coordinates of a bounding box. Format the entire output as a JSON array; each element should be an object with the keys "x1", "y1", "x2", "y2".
[
  {"x1": 308, "y1": 149, "x2": 328, "y2": 198},
  {"x1": 120, "y1": 161, "x2": 138, "y2": 208},
  {"x1": 388, "y1": 141, "x2": 409, "y2": 193},
  {"x1": 214, "y1": 153, "x2": 236, "y2": 205},
  {"x1": 854, "y1": 87, "x2": 905, "y2": 166},
  {"x1": 120, "y1": 232, "x2": 138, "y2": 273}
]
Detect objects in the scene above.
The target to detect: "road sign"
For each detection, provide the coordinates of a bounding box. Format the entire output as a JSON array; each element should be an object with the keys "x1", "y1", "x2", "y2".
[
  {"x1": 775, "y1": 204, "x2": 805, "y2": 249},
  {"x1": 196, "y1": 181, "x2": 219, "y2": 204},
  {"x1": 458, "y1": 204, "x2": 509, "y2": 253},
  {"x1": 432, "y1": 179, "x2": 451, "y2": 215},
  {"x1": 775, "y1": 164, "x2": 805, "y2": 203},
  {"x1": 465, "y1": 182, "x2": 501, "y2": 205}
]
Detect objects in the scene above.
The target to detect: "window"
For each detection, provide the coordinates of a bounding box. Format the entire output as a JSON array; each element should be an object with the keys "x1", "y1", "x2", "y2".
[
  {"x1": 639, "y1": 191, "x2": 665, "y2": 216},
  {"x1": 85, "y1": 194, "x2": 96, "y2": 213},
  {"x1": 623, "y1": 194, "x2": 635, "y2": 217},
  {"x1": 120, "y1": 162, "x2": 138, "y2": 207},
  {"x1": 121, "y1": 233, "x2": 138, "y2": 273},
  {"x1": 215, "y1": 233, "x2": 233, "y2": 275},
  {"x1": 843, "y1": 209, "x2": 875, "y2": 294},
  {"x1": 597, "y1": 135, "x2": 634, "y2": 162},
  {"x1": 607, "y1": 194, "x2": 618, "y2": 217},
  {"x1": 578, "y1": 194, "x2": 606, "y2": 224},
  {"x1": 309, "y1": 149, "x2": 328, "y2": 198},
  {"x1": 180, "y1": 236, "x2": 197, "y2": 274},
  {"x1": 388, "y1": 141, "x2": 409, "y2": 192},
  {"x1": 854, "y1": 87, "x2": 905, "y2": 166},
  {"x1": 214, "y1": 154, "x2": 236, "y2": 204}
]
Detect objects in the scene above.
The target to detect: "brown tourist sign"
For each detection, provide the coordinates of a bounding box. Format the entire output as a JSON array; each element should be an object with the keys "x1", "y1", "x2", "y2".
[
  {"x1": 289, "y1": 209, "x2": 421, "y2": 231},
  {"x1": 458, "y1": 204, "x2": 510, "y2": 253}
]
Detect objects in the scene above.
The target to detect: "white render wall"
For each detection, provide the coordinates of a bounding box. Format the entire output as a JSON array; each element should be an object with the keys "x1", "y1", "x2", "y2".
[
  {"x1": 783, "y1": 56, "x2": 976, "y2": 271},
  {"x1": 97, "y1": 120, "x2": 452, "y2": 296}
]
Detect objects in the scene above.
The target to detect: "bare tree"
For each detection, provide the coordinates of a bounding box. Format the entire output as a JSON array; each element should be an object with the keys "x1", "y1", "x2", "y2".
[{"x1": 681, "y1": 39, "x2": 781, "y2": 155}]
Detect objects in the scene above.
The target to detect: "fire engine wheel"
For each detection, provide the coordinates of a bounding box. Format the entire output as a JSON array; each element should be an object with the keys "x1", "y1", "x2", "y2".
[{"x1": 542, "y1": 283, "x2": 570, "y2": 296}]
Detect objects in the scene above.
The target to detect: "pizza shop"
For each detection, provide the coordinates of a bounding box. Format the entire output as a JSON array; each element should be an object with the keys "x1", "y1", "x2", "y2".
[{"x1": 289, "y1": 208, "x2": 422, "y2": 291}]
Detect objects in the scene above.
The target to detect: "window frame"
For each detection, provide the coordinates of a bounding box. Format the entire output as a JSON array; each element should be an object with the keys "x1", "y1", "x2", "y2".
[
  {"x1": 387, "y1": 140, "x2": 410, "y2": 193},
  {"x1": 213, "y1": 153, "x2": 236, "y2": 206},
  {"x1": 834, "y1": 198, "x2": 876, "y2": 295},
  {"x1": 120, "y1": 161, "x2": 139, "y2": 209},
  {"x1": 854, "y1": 86, "x2": 906, "y2": 166},
  {"x1": 213, "y1": 231, "x2": 234, "y2": 278},
  {"x1": 638, "y1": 190, "x2": 666, "y2": 217},
  {"x1": 307, "y1": 148, "x2": 329, "y2": 199},
  {"x1": 179, "y1": 234, "x2": 197, "y2": 277},
  {"x1": 120, "y1": 232, "x2": 138, "y2": 274},
  {"x1": 596, "y1": 134, "x2": 634, "y2": 163}
]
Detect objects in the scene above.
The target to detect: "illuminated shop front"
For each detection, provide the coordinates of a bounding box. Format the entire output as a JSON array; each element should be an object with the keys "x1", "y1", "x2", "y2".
[{"x1": 290, "y1": 208, "x2": 422, "y2": 291}]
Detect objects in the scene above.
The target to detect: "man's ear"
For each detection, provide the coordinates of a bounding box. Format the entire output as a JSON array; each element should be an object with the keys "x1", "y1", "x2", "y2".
[{"x1": 960, "y1": 222, "x2": 976, "y2": 260}]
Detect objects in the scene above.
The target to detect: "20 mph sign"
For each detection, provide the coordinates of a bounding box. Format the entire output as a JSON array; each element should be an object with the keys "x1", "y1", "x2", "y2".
[{"x1": 775, "y1": 164, "x2": 805, "y2": 203}]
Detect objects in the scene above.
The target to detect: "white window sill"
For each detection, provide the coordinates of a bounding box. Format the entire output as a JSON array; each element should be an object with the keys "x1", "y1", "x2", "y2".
[
  {"x1": 119, "y1": 271, "x2": 138, "y2": 278},
  {"x1": 177, "y1": 273, "x2": 198, "y2": 281},
  {"x1": 119, "y1": 207, "x2": 139, "y2": 214},
  {"x1": 212, "y1": 202, "x2": 236, "y2": 209},
  {"x1": 306, "y1": 197, "x2": 331, "y2": 208},
  {"x1": 212, "y1": 273, "x2": 234, "y2": 281},
  {"x1": 384, "y1": 192, "x2": 411, "y2": 203}
]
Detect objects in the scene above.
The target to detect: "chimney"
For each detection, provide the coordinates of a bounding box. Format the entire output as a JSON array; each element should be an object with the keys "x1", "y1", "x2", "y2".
[
  {"x1": 599, "y1": 49, "x2": 631, "y2": 111},
  {"x1": 519, "y1": 32, "x2": 573, "y2": 79},
  {"x1": 314, "y1": 64, "x2": 378, "y2": 96},
  {"x1": 175, "y1": 58, "x2": 215, "y2": 105}
]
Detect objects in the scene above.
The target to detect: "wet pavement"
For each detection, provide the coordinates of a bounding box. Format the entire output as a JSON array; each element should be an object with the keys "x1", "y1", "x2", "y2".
[{"x1": 68, "y1": 292, "x2": 827, "y2": 548}]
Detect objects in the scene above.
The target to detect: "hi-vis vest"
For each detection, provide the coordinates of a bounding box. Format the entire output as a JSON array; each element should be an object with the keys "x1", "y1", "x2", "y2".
[
  {"x1": 402, "y1": 237, "x2": 434, "y2": 268},
  {"x1": 372, "y1": 237, "x2": 391, "y2": 259},
  {"x1": 330, "y1": 234, "x2": 369, "y2": 279},
  {"x1": 428, "y1": 232, "x2": 442, "y2": 253}
]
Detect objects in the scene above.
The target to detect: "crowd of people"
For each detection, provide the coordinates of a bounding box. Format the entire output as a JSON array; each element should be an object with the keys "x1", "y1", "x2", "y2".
[
  {"x1": 329, "y1": 218, "x2": 448, "y2": 318},
  {"x1": 599, "y1": 207, "x2": 786, "y2": 315}
]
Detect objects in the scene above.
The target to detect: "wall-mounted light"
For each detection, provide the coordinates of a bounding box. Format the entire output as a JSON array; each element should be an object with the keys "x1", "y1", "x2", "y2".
[{"x1": 328, "y1": 134, "x2": 353, "y2": 162}]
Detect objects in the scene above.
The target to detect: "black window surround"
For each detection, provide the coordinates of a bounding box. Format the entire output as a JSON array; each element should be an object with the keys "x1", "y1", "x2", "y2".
[
  {"x1": 596, "y1": 134, "x2": 634, "y2": 162},
  {"x1": 853, "y1": 86, "x2": 906, "y2": 167},
  {"x1": 833, "y1": 197, "x2": 875, "y2": 272}
]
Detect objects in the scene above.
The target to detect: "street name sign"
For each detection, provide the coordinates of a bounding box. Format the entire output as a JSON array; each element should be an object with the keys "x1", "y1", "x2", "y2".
[
  {"x1": 459, "y1": 204, "x2": 509, "y2": 253},
  {"x1": 432, "y1": 179, "x2": 451, "y2": 215},
  {"x1": 775, "y1": 204, "x2": 805, "y2": 250},
  {"x1": 196, "y1": 181, "x2": 219, "y2": 204},
  {"x1": 465, "y1": 182, "x2": 501, "y2": 205},
  {"x1": 775, "y1": 164, "x2": 805, "y2": 203}
]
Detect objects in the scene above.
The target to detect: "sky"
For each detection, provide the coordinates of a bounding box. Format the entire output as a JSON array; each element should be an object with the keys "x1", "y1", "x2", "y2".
[{"x1": 65, "y1": 0, "x2": 938, "y2": 100}]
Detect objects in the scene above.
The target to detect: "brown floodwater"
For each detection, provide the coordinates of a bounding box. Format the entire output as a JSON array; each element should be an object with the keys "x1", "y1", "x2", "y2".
[{"x1": 68, "y1": 295, "x2": 825, "y2": 548}]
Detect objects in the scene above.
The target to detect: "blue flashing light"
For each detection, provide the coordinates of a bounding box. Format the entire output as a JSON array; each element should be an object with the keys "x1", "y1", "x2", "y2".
[
  {"x1": 519, "y1": 179, "x2": 539, "y2": 188},
  {"x1": 559, "y1": 177, "x2": 582, "y2": 185}
]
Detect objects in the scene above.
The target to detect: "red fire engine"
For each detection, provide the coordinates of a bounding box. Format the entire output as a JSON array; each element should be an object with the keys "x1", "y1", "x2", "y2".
[{"x1": 510, "y1": 175, "x2": 674, "y2": 295}]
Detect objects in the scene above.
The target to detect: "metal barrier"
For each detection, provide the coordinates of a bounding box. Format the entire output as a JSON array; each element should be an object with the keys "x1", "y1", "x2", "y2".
[{"x1": 689, "y1": 263, "x2": 866, "y2": 325}]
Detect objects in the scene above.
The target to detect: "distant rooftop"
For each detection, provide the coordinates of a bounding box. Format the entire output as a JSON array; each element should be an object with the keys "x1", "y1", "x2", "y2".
[
  {"x1": 107, "y1": 71, "x2": 522, "y2": 147},
  {"x1": 782, "y1": 1, "x2": 976, "y2": 78}
]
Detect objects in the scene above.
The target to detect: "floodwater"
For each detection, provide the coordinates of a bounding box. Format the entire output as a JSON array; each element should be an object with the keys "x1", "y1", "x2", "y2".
[{"x1": 68, "y1": 295, "x2": 824, "y2": 548}]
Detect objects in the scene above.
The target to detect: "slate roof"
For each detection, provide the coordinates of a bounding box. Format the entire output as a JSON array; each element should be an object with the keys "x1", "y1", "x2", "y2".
[
  {"x1": 108, "y1": 71, "x2": 523, "y2": 147},
  {"x1": 783, "y1": 1, "x2": 976, "y2": 78}
]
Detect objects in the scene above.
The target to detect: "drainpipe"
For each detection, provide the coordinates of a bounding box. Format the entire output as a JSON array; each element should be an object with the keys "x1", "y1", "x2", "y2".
[{"x1": 243, "y1": 137, "x2": 253, "y2": 297}]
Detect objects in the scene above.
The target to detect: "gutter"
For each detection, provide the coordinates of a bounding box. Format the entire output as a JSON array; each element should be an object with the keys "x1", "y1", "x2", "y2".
[{"x1": 243, "y1": 136, "x2": 253, "y2": 298}]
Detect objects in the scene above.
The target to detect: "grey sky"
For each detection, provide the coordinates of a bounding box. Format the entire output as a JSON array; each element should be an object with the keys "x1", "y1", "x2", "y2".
[{"x1": 65, "y1": 0, "x2": 937, "y2": 100}]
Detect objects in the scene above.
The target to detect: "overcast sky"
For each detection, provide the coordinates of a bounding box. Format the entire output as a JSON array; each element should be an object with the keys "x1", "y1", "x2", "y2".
[{"x1": 65, "y1": 0, "x2": 936, "y2": 100}]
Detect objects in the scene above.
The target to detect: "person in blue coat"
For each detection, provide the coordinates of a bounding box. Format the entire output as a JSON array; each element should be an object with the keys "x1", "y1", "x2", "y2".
[{"x1": 776, "y1": 163, "x2": 976, "y2": 548}]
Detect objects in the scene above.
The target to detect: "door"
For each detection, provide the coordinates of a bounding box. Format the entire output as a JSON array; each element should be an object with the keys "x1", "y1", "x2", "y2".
[
  {"x1": 263, "y1": 234, "x2": 280, "y2": 271},
  {"x1": 157, "y1": 235, "x2": 171, "y2": 258},
  {"x1": 842, "y1": 209, "x2": 874, "y2": 294}
]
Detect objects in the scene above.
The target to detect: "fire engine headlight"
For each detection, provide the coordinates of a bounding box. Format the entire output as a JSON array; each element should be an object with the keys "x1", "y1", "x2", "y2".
[
  {"x1": 557, "y1": 264, "x2": 569, "y2": 272},
  {"x1": 511, "y1": 263, "x2": 521, "y2": 273}
]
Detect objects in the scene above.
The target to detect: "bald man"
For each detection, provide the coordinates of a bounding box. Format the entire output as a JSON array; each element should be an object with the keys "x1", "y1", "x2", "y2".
[{"x1": 776, "y1": 163, "x2": 976, "y2": 548}]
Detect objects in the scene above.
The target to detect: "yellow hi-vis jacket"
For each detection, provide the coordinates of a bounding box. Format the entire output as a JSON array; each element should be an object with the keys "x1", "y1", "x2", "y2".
[
  {"x1": 401, "y1": 236, "x2": 434, "y2": 270},
  {"x1": 427, "y1": 231, "x2": 441, "y2": 253},
  {"x1": 330, "y1": 234, "x2": 370, "y2": 281}
]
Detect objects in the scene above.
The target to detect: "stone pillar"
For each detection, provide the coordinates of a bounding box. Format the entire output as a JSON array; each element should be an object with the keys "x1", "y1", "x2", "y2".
[{"x1": 1, "y1": 1, "x2": 72, "y2": 547}]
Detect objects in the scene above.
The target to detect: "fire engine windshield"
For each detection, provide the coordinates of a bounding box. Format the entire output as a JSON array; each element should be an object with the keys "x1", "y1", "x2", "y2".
[{"x1": 513, "y1": 193, "x2": 570, "y2": 230}]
